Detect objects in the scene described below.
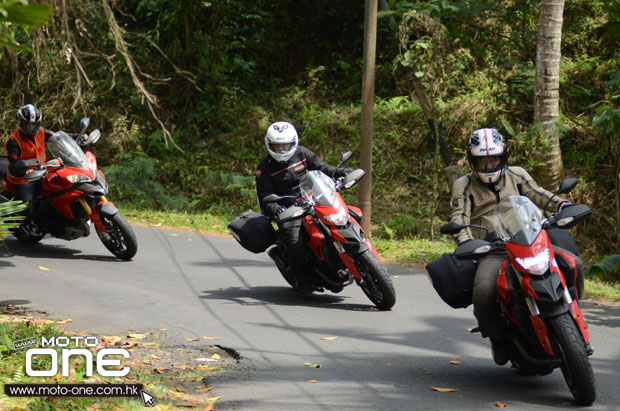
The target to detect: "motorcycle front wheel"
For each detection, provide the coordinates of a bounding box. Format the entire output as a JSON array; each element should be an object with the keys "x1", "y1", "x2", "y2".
[
  {"x1": 96, "y1": 213, "x2": 138, "y2": 261},
  {"x1": 355, "y1": 249, "x2": 396, "y2": 310},
  {"x1": 549, "y1": 311, "x2": 596, "y2": 405}
]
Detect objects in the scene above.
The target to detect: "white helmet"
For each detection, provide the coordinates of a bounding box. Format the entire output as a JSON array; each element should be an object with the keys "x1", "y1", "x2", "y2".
[
  {"x1": 467, "y1": 128, "x2": 508, "y2": 184},
  {"x1": 265, "y1": 121, "x2": 298, "y2": 162}
]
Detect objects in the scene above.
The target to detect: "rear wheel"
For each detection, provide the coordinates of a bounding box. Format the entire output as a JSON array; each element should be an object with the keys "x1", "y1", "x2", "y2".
[
  {"x1": 549, "y1": 312, "x2": 596, "y2": 405},
  {"x1": 355, "y1": 249, "x2": 395, "y2": 310},
  {"x1": 96, "y1": 213, "x2": 137, "y2": 260}
]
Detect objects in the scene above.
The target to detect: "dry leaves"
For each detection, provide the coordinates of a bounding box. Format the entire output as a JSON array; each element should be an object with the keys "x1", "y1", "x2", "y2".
[
  {"x1": 496, "y1": 401, "x2": 508, "y2": 408},
  {"x1": 320, "y1": 336, "x2": 338, "y2": 341},
  {"x1": 185, "y1": 338, "x2": 201, "y2": 342},
  {"x1": 128, "y1": 333, "x2": 149, "y2": 339},
  {"x1": 449, "y1": 357, "x2": 461, "y2": 365},
  {"x1": 57, "y1": 319, "x2": 73, "y2": 324},
  {"x1": 304, "y1": 362, "x2": 321, "y2": 368},
  {"x1": 38, "y1": 266, "x2": 51, "y2": 271},
  {"x1": 210, "y1": 353, "x2": 220, "y2": 360},
  {"x1": 196, "y1": 386, "x2": 214, "y2": 393},
  {"x1": 308, "y1": 380, "x2": 318, "y2": 383},
  {"x1": 203, "y1": 336, "x2": 221, "y2": 340},
  {"x1": 431, "y1": 387, "x2": 460, "y2": 392}
]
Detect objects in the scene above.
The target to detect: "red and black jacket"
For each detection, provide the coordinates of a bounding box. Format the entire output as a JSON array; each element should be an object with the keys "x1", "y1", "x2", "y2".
[
  {"x1": 5, "y1": 127, "x2": 54, "y2": 185},
  {"x1": 256, "y1": 146, "x2": 348, "y2": 219}
]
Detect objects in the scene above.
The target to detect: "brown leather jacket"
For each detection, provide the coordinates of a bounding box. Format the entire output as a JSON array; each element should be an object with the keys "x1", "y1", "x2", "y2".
[{"x1": 450, "y1": 166, "x2": 567, "y2": 243}]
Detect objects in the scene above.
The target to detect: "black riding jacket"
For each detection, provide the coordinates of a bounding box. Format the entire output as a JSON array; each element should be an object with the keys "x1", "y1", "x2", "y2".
[{"x1": 256, "y1": 146, "x2": 348, "y2": 219}]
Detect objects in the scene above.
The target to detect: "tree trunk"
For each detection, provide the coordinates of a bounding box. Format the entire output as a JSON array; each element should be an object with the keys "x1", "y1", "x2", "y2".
[{"x1": 533, "y1": 0, "x2": 565, "y2": 190}]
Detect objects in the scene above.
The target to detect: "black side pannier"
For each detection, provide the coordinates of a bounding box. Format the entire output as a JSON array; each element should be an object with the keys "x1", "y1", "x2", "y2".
[
  {"x1": 228, "y1": 211, "x2": 277, "y2": 254},
  {"x1": 426, "y1": 253, "x2": 477, "y2": 309}
]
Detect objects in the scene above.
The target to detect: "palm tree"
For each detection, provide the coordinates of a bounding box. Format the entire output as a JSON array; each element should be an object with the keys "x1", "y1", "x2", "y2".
[{"x1": 533, "y1": 0, "x2": 565, "y2": 190}]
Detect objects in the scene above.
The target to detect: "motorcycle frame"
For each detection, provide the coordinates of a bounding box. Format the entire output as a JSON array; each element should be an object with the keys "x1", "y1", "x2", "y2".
[{"x1": 302, "y1": 191, "x2": 381, "y2": 281}]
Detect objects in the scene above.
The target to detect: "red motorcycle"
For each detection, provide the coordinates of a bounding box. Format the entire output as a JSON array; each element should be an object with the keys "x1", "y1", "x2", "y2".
[
  {"x1": 438, "y1": 178, "x2": 595, "y2": 405},
  {"x1": 230, "y1": 153, "x2": 395, "y2": 310},
  {"x1": 0, "y1": 118, "x2": 138, "y2": 261}
]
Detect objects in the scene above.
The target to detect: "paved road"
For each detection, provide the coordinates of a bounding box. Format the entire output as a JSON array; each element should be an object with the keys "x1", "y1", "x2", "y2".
[{"x1": 1, "y1": 225, "x2": 619, "y2": 410}]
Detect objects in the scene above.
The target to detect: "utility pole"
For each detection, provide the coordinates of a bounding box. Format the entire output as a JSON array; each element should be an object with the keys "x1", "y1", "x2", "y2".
[{"x1": 359, "y1": 0, "x2": 377, "y2": 235}]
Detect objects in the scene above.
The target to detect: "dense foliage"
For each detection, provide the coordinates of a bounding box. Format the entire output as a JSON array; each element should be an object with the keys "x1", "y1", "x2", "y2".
[{"x1": 0, "y1": 0, "x2": 618, "y2": 272}]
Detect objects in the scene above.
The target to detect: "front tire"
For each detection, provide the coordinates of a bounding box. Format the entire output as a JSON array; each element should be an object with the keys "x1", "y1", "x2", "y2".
[
  {"x1": 96, "y1": 213, "x2": 137, "y2": 260},
  {"x1": 549, "y1": 312, "x2": 596, "y2": 405},
  {"x1": 355, "y1": 249, "x2": 396, "y2": 310}
]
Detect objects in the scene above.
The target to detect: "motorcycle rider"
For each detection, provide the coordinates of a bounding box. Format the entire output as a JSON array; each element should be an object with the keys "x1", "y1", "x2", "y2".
[
  {"x1": 256, "y1": 121, "x2": 352, "y2": 291},
  {"x1": 449, "y1": 127, "x2": 575, "y2": 366},
  {"x1": 4, "y1": 104, "x2": 87, "y2": 220}
]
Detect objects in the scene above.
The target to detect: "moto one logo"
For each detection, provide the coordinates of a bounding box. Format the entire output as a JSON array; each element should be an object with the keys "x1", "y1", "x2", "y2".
[{"x1": 24, "y1": 336, "x2": 131, "y2": 377}]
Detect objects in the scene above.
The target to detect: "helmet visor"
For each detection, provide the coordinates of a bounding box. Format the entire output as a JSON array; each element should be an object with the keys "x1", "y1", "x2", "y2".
[
  {"x1": 475, "y1": 156, "x2": 502, "y2": 173},
  {"x1": 22, "y1": 122, "x2": 39, "y2": 135},
  {"x1": 268, "y1": 142, "x2": 293, "y2": 153}
]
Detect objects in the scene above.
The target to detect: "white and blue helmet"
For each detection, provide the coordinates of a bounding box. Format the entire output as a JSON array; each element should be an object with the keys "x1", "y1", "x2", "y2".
[{"x1": 265, "y1": 121, "x2": 299, "y2": 162}]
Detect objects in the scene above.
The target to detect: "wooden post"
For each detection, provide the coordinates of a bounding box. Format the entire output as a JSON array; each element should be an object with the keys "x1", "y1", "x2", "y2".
[{"x1": 359, "y1": 0, "x2": 377, "y2": 235}]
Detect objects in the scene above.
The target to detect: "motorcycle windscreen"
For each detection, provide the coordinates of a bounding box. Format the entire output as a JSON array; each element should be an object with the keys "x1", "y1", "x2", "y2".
[
  {"x1": 493, "y1": 195, "x2": 543, "y2": 246},
  {"x1": 46, "y1": 131, "x2": 89, "y2": 168},
  {"x1": 299, "y1": 170, "x2": 336, "y2": 206}
]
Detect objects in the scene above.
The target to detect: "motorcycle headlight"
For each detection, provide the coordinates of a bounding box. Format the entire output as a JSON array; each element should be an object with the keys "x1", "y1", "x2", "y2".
[
  {"x1": 515, "y1": 248, "x2": 550, "y2": 275},
  {"x1": 323, "y1": 207, "x2": 349, "y2": 226},
  {"x1": 66, "y1": 174, "x2": 93, "y2": 183}
]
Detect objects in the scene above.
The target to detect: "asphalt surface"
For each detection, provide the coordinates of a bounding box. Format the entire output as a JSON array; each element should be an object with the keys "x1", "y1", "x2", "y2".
[{"x1": 1, "y1": 224, "x2": 620, "y2": 410}]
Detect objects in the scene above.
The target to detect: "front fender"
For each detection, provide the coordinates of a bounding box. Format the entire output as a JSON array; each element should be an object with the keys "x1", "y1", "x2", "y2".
[{"x1": 91, "y1": 201, "x2": 118, "y2": 232}]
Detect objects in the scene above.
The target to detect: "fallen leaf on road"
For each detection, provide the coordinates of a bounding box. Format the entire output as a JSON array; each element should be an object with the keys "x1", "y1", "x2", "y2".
[
  {"x1": 206, "y1": 396, "x2": 223, "y2": 402},
  {"x1": 304, "y1": 362, "x2": 321, "y2": 368},
  {"x1": 102, "y1": 336, "x2": 122, "y2": 344},
  {"x1": 426, "y1": 369, "x2": 431, "y2": 375},
  {"x1": 392, "y1": 275, "x2": 399, "y2": 278},
  {"x1": 386, "y1": 363, "x2": 393, "y2": 367},
  {"x1": 496, "y1": 401, "x2": 507, "y2": 408},
  {"x1": 204, "y1": 404, "x2": 215, "y2": 411},
  {"x1": 188, "y1": 238, "x2": 193, "y2": 242},
  {"x1": 174, "y1": 365, "x2": 195, "y2": 370},
  {"x1": 432, "y1": 387, "x2": 459, "y2": 392},
  {"x1": 210, "y1": 353, "x2": 221, "y2": 360},
  {"x1": 186, "y1": 338, "x2": 200, "y2": 342},
  {"x1": 196, "y1": 386, "x2": 214, "y2": 393},
  {"x1": 57, "y1": 319, "x2": 72, "y2": 324},
  {"x1": 128, "y1": 333, "x2": 148, "y2": 339},
  {"x1": 466, "y1": 328, "x2": 473, "y2": 332},
  {"x1": 320, "y1": 337, "x2": 338, "y2": 340},
  {"x1": 153, "y1": 367, "x2": 169, "y2": 374},
  {"x1": 171, "y1": 234, "x2": 178, "y2": 237},
  {"x1": 38, "y1": 266, "x2": 51, "y2": 271},
  {"x1": 174, "y1": 401, "x2": 198, "y2": 407},
  {"x1": 159, "y1": 328, "x2": 168, "y2": 331},
  {"x1": 308, "y1": 380, "x2": 318, "y2": 383},
  {"x1": 142, "y1": 360, "x2": 152, "y2": 365},
  {"x1": 198, "y1": 365, "x2": 217, "y2": 371},
  {"x1": 151, "y1": 354, "x2": 161, "y2": 360},
  {"x1": 450, "y1": 357, "x2": 461, "y2": 365},
  {"x1": 203, "y1": 336, "x2": 221, "y2": 340}
]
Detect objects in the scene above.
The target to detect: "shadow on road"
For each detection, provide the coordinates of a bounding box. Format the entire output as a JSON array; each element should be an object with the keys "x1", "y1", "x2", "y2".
[
  {"x1": 581, "y1": 300, "x2": 620, "y2": 329},
  {"x1": 191, "y1": 258, "x2": 274, "y2": 268},
  {"x1": 2, "y1": 239, "x2": 121, "y2": 262},
  {"x1": 199, "y1": 285, "x2": 379, "y2": 311}
]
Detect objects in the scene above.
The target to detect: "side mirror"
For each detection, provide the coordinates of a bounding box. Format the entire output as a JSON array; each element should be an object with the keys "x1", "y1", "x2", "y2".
[
  {"x1": 440, "y1": 221, "x2": 465, "y2": 235},
  {"x1": 339, "y1": 168, "x2": 365, "y2": 190},
  {"x1": 80, "y1": 117, "x2": 90, "y2": 135},
  {"x1": 455, "y1": 239, "x2": 492, "y2": 259},
  {"x1": 556, "y1": 178, "x2": 578, "y2": 195},
  {"x1": 336, "y1": 151, "x2": 353, "y2": 168}
]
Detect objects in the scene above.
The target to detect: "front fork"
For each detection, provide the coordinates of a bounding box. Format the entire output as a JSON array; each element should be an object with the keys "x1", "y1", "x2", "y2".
[
  {"x1": 511, "y1": 267, "x2": 590, "y2": 356},
  {"x1": 78, "y1": 196, "x2": 118, "y2": 233}
]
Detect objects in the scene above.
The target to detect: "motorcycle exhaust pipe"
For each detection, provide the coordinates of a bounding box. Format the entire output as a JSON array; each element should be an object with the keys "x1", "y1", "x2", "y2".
[{"x1": 511, "y1": 336, "x2": 560, "y2": 368}]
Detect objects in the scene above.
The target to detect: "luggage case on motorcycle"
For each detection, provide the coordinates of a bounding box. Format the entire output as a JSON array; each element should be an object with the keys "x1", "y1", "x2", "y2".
[
  {"x1": 426, "y1": 253, "x2": 477, "y2": 309},
  {"x1": 228, "y1": 211, "x2": 277, "y2": 254}
]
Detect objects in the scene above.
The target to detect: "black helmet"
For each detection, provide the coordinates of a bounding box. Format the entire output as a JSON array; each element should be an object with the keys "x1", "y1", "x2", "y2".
[
  {"x1": 466, "y1": 128, "x2": 508, "y2": 184},
  {"x1": 17, "y1": 104, "x2": 42, "y2": 137}
]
